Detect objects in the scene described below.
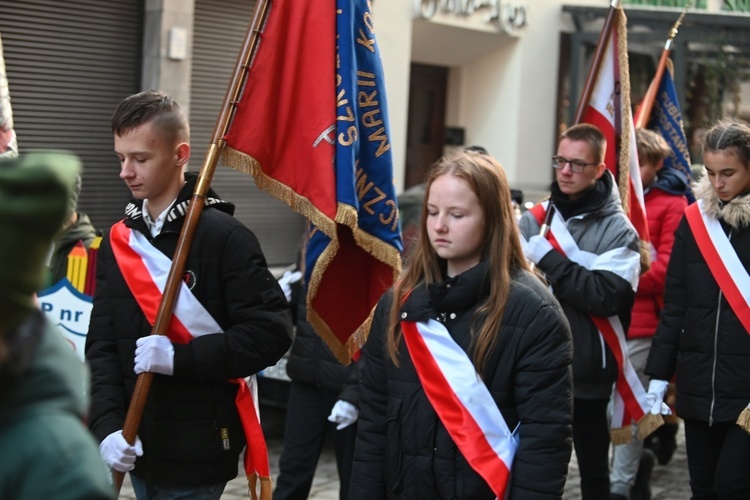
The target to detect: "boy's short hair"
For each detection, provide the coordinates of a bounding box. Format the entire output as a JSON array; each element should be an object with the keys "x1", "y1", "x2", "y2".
[
  {"x1": 111, "y1": 90, "x2": 189, "y2": 145},
  {"x1": 636, "y1": 128, "x2": 671, "y2": 166},
  {"x1": 560, "y1": 123, "x2": 606, "y2": 163}
]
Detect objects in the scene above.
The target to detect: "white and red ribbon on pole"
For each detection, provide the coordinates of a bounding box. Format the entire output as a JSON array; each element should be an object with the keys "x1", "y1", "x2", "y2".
[
  {"x1": 109, "y1": 221, "x2": 270, "y2": 484},
  {"x1": 685, "y1": 201, "x2": 750, "y2": 333},
  {"x1": 401, "y1": 318, "x2": 518, "y2": 498}
]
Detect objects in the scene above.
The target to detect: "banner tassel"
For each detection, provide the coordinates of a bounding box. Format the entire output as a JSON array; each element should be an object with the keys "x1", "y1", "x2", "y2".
[
  {"x1": 637, "y1": 412, "x2": 665, "y2": 441},
  {"x1": 248, "y1": 473, "x2": 272, "y2": 500},
  {"x1": 610, "y1": 425, "x2": 633, "y2": 445},
  {"x1": 736, "y1": 407, "x2": 750, "y2": 436}
]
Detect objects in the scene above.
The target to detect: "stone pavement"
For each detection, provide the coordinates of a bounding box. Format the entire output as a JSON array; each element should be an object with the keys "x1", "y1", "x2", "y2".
[{"x1": 120, "y1": 421, "x2": 691, "y2": 499}]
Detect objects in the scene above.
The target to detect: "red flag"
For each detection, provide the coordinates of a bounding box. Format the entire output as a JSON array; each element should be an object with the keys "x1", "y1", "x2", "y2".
[
  {"x1": 579, "y1": 7, "x2": 650, "y2": 266},
  {"x1": 222, "y1": 0, "x2": 402, "y2": 363}
]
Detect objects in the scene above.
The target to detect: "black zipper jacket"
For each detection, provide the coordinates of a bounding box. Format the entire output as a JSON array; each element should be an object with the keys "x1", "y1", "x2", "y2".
[
  {"x1": 646, "y1": 175, "x2": 750, "y2": 424},
  {"x1": 351, "y1": 262, "x2": 573, "y2": 499},
  {"x1": 85, "y1": 173, "x2": 292, "y2": 485}
]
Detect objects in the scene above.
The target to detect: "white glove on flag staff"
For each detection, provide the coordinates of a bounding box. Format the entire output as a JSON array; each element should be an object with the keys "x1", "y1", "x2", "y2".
[
  {"x1": 524, "y1": 235, "x2": 554, "y2": 265},
  {"x1": 327, "y1": 400, "x2": 359, "y2": 430},
  {"x1": 134, "y1": 335, "x2": 175, "y2": 375},
  {"x1": 645, "y1": 379, "x2": 672, "y2": 415},
  {"x1": 99, "y1": 430, "x2": 143, "y2": 473},
  {"x1": 277, "y1": 270, "x2": 302, "y2": 302}
]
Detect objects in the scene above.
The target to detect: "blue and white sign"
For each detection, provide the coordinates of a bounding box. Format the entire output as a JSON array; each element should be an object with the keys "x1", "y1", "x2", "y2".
[{"x1": 37, "y1": 279, "x2": 92, "y2": 362}]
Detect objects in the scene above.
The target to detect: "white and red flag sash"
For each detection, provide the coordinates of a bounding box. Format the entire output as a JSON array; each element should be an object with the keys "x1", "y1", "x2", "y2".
[
  {"x1": 685, "y1": 201, "x2": 750, "y2": 333},
  {"x1": 529, "y1": 203, "x2": 651, "y2": 441},
  {"x1": 109, "y1": 221, "x2": 271, "y2": 495},
  {"x1": 580, "y1": 5, "x2": 650, "y2": 262},
  {"x1": 401, "y1": 318, "x2": 518, "y2": 498}
]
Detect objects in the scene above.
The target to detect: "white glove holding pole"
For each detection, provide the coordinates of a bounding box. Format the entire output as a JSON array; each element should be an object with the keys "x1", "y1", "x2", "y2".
[
  {"x1": 134, "y1": 335, "x2": 174, "y2": 375},
  {"x1": 327, "y1": 400, "x2": 359, "y2": 430},
  {"x1": 277, "y1": 270, "x2": 302, "y2": 302},
  {"x1": 524, "y1": 235, "x2": 554, "y2": 264},
  {"x1": 99, "y1": 430, "x2": 143, "y2": 472},
  {"x1": 645, "y1": 379, "x2": 672, "y2": 415}
]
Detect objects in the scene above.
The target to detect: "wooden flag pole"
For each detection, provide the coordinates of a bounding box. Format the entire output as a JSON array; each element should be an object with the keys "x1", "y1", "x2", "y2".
[
  {"x1": 112, "y1": 0, "x2": 273, "y2": 494},
  {"x1": 573, "y1": 0, "x2": 621, "y2": 124},
  {"x1": 634, "y1": 3, "x2": 690, "y2": 129}
]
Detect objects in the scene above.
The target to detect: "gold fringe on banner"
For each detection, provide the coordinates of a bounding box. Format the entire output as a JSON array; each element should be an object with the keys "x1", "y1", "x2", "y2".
[
  {"x1": 610, "y1": 425, "x2": 633, "y2": 445},
  {"x1": 615, "y1": 8, "x2": 650, "y2": 273},
  {"x1": 615, "y1": 8, "x2": 631, "y2": 217},
  {"x1": 637, "y1": 412, "x2": 665, "y2": 441},
  {"x1": 222, "y1": 146, "x2": 402, "y2": 366},
  {"x1": 222, "y1": 147, "x2": 338, "y2": 240},
  {"x1": 248, "y1": 473, "x2": 272, "y2": 500},
  {"x1": 737, "y1": 407, "x2": 750, "y2": 436}
]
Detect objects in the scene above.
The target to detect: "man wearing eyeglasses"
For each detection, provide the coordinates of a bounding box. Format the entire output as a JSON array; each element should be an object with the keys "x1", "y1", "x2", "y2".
[{"x1": 518, "y1": 123, "x2": 641, "y2": 500}]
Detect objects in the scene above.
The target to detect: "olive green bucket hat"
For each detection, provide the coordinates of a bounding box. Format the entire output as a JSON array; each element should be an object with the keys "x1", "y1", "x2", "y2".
[{"x1": 0, "y1": 151, "x2": 80, "y2": 332}]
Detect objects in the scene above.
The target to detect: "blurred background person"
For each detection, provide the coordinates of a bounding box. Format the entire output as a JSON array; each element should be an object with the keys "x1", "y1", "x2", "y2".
[
  {"x1": 273, "y1": 250, "x2": 359, "y2": 500},
  {"x1": 609, "y1": 128, "x2": 689, "y2": 500},
  {"x1": 0, "y1": 151, "x2": 113, "y2": 499},
  {"x1": 0, "y1": 32, "x2": 17, "y2": 159},
  {"x1": 44, "y1": 172, "x2": 98, "y2": 288}
]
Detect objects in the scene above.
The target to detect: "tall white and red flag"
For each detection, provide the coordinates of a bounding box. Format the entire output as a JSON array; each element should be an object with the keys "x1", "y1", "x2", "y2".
[
  {"x1": 579, "y1": 4, "x2": 650, "y2": 265},
  {"x1": 574, "y1": 2, "x2": 665, "y2": 442},
  {"x1": 222, "y1": 0, "x2": 402, "y2": 364}
]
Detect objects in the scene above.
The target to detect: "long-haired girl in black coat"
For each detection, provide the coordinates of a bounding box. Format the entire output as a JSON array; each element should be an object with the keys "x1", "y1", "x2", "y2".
[
  {"x1": 646, "y1": 118, "x2": 750, "y2": 499},
  {"x1": 350, "y1": 150, "x2": 574, "y2": 499}
]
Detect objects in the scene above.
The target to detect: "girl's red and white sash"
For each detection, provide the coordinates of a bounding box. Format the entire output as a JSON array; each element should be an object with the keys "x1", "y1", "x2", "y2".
[
  {"x1": 529, "y1": 203, "x2": 650, "y2": 434},
  {"x1": 685, "y1": 201, "x2": 750, "y2": 333},
  {"x1": 401, "y1": 318, "x2": 518, "y2": 499},
  {"x1": 109, "y1": 221, "x2": 270, "y2": 491}
]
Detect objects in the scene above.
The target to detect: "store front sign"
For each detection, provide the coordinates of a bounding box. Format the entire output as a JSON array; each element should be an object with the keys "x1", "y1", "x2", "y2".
[{"x1": 415, "y1": 0, "x2": 528, "y2": 34}]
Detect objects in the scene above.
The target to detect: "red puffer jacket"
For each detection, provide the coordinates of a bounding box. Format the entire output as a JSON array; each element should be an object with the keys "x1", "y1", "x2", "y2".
[{"x1": 629, "y1": 175, "x2": 688, "y2": 339}]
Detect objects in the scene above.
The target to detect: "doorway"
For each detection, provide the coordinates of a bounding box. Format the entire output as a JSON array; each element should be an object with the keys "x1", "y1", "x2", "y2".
[{"x1": 405, "y1": 63, "x2": 448, "y2": 188}]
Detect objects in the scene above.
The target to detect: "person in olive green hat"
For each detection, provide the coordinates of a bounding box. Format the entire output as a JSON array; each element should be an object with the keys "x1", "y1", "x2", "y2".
[
  {"x1": 0, "y1": 151, "x2": 80, "y2": 329},
  {"x1": 44, "y1": 171, "x2": 98, "y2": 289},
  {"x1": 0, "y1": 151, "x2": 115, "y2": 499}
]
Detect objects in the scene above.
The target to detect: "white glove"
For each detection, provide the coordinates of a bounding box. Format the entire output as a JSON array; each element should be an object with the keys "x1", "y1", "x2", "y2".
[
  {"x1": 327, "y1": 400, "x2": 359, "y2": 430},
  {"x1": 278, "y1": 270, "x2": 302, "y2": 302},
  {"x1": 99, "y1": 430, "x2": 143, "y2": 473},
  {"x1": 645, "y1": 379, "x2": 672, "y2": 415},
  {"x1": 134, "y1": 335, "x2": 174, "y2": 375},
  {"x1": 524, "y1": 235, "x2": 554, "y2": 264}
]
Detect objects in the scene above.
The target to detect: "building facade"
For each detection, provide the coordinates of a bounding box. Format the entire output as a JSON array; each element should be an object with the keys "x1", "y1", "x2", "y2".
[{"x1": 1, "y1": 0, "x2": 748, "y2": 265}]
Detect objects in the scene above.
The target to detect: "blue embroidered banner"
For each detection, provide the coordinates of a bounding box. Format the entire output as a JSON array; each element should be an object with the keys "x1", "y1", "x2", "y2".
[
  {"x1": 305, "y1": 0, "x2": 402, "y2": 361},
  {"x1": 647, "y1": 66, "x2": 695, "y2": 202}
]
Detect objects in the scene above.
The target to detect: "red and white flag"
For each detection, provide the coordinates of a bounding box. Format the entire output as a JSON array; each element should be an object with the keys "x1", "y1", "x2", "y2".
[{"x1": 579, "y1": 5, "x2": 650, "y2": 263}]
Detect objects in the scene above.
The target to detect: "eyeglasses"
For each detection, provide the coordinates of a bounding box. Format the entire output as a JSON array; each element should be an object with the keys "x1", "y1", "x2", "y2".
[{"x1": 552, "y1": 156, "x2": 599, "y2": 173}]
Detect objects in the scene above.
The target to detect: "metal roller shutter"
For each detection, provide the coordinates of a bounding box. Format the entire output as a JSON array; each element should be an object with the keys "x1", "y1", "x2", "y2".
[
  {"x1": 191, "y1": 0, "x2": 304, "y2": 266},
  {"x1": 0, "y1": 0, "x2": 143, "y2": 231}
]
